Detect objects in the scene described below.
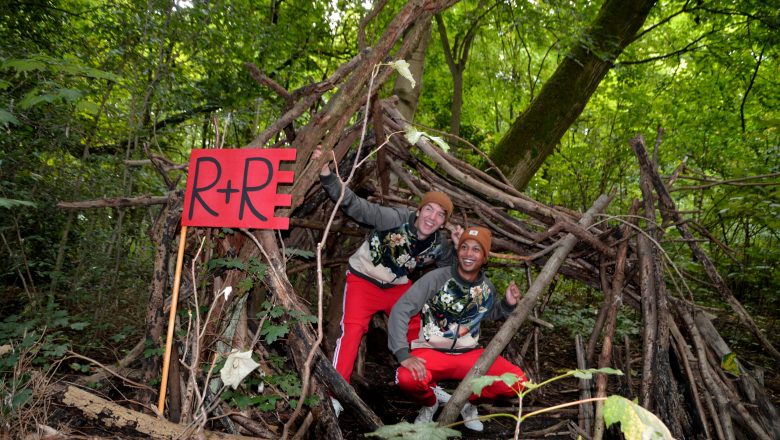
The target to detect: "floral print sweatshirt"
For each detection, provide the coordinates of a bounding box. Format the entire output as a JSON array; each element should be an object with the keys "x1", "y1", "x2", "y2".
[
  {"x1": 388, "y1": 265, "x2": 515, "y2": 362},
  {"x1": 321, "y1": 173, "x2": 453, "y2": 287}
]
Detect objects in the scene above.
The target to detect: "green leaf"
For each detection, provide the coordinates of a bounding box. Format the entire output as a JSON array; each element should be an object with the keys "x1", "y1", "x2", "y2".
[
  {"x1": 11, "y1": 388, "x2": 32, "y2": 409},
  {"x1": 237, "y1": 277, "x2": 254, "y2": 293},
  {"x1": 572, "y1": 367, "x2": 624, "y2": 380},
  {"x1": 57, "y1": 88, "x2": 82, "y2": 102},
  {"x1": 427, "y1": 135, "x2": 451, "y2": 153},
  {"x1": 366, "y1": 421, "x2": 461, "y2": 439},
  {"x1": 19, "y1": 91, "x2": 56, "y2": 109},
  {"x1": 208, "y1": 257, "x2": 246, "y2": 271},
  {"x1": 603, "y1": 395, "x2": 673, "y2": 440},
  {"x1": 3, "y1": 58, "x2": 47, "y2": 72},
  {"x1": 144, "y1": 346, "x2": 164, "y2": 358},
  {"x1": 387, "y1": 59, "x2": 416, "y2": 89},
  {"x1": 261, "y1": 323, "x2": 289, "y2": 344},
  {"x1": 0, "y1": 198, "x2": 36, "y2": 209},
  {"x1": 284, "y1": 248, "x2": 315, "y2": 259},
  {"x1": 269, "y1": 306, "x2": 286, "y2": 318},
  {"x1": 69, "y1": 322, "x2": 89, "y2": 330},
  {"x1": 405, "y1": 126, "x2": 424, "y2": 145},
  {"x1": 470, "y1": 373, "x2": 522, "y2": 397},
  {"x1": 0, "y1": 109, "x2": 19, "y2": 126},
  {"x1": 81, "y1": 66, "x2": 120, "y2": 81},
  {"x1": 721, "y1": 352, "x2": 740, "y2": 377}
]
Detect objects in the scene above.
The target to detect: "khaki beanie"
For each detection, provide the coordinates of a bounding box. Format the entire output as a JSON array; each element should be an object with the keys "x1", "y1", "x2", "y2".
[
  {"x1": 460, "y1": 226, "x2": 492, "y2": 254},
  {"x1": 419, "y1": 191, "x2": 454, "y2": 220}
]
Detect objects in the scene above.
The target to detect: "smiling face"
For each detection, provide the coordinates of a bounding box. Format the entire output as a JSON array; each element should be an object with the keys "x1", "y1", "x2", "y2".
[
  {"x1": 457, "y1": 239, "x2": 486, "y2": 281},
  {"x1": 414, "y1": 202, "x2": 447, "y2": 239}
]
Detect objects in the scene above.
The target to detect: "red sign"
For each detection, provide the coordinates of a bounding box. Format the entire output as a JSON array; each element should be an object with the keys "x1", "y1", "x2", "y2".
[{"x1": 182, "y1": 148, "x2": 297, "y2": 230}]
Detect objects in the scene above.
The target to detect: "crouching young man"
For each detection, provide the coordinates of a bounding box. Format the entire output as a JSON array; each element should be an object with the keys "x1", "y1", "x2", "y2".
[{"x1": 387, "y1": 226, "x2": 527, "y2": 431}]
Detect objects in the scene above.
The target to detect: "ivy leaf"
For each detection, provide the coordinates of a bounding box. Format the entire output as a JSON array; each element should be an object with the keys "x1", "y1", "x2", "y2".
[
  {"x1": 261, "y1": 323, "x2": 289, "y2": 344},
  {"x1": 366, "y1": 421, "x2": 461, "y2": 439},
  {"x1": 721, "y1": 352, "x2": 740, "y2": 377},
  {"x1": 387, "y1": 59, "x2": 416, "y2": 89},
  {"x1": 603, "y1": 395, "x2": 673, "y2": 440}
]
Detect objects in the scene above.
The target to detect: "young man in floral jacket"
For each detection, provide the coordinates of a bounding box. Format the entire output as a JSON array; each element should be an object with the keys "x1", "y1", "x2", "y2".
[
  {"x1": 388, "y1": 226, "x2": 527, "y2": 432},
  {"x1": 313, "y1": 149, "x2": 462, "y2": 416}
]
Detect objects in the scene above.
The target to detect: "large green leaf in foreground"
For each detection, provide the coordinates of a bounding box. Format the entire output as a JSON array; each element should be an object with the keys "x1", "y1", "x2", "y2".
[{"x1": 603, "y1": 395, "x2": 674, "y2": 440}]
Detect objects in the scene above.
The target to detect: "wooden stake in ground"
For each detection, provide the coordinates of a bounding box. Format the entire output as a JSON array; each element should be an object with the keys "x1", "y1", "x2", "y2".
[{"x1": 157, "y1": 225, "x2": 188, "y2": 415}]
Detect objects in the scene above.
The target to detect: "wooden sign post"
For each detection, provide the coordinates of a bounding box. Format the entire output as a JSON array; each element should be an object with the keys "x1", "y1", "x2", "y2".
[{"x1": 157, "y1": 148, "x2": 297, "y2": 415}]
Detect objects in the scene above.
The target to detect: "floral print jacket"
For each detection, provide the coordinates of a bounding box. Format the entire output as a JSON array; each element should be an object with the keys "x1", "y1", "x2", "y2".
[
  {"x1": 321, "y1": 173, "x2": 453, "y2": 286},
  {"x1": 388, "y1": 265, "x2": 515, "y2": 362}
]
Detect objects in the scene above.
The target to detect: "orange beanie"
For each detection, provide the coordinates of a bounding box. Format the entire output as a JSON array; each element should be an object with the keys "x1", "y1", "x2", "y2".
[
  {"x1": 419, "y1": 191, "x2": 454, "y2": 220},
  {"x1": 460, "y1": 226, "x2": 492, "y2": 254}
]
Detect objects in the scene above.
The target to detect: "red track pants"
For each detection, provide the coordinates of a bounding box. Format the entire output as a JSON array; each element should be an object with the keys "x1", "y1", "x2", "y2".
[
  {"x1": 395, "y1": 348, "x2": 527, "y2": 406},
  {"x1": 332, "y1": 272, "x2": 421, "y2": 383}
]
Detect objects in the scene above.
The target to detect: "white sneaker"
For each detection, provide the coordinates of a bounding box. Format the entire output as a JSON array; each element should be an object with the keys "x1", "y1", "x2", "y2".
[
  {"x1": 432, "y1": 385, "x2": 451, "y2": 404},
  {"x1": 330, "y1": 397, "x2": 343, "y2": 418},
  {"x1": 414, "y1": 400, "x2": 439, "y2": 424},
  {"x1": 460, "y1": 402, "x2": 484, "y2": 432}
]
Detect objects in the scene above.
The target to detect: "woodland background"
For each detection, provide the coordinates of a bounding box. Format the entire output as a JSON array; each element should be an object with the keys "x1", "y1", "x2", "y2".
[{"x1": 0, "y1": 0, "x2": 778, "y2": 439}]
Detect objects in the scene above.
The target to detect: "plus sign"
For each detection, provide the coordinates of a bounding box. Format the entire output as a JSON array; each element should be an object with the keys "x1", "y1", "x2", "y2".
[{"x1": 217, "y1": 179, "x2": 240, "y2": 204}]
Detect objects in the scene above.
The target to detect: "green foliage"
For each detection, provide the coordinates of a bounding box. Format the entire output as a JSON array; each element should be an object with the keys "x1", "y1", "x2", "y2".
[
  {"x1": 0, "y1": 301, "x2": 88, "y2": 417},
  {"x1": 283, "y1": 247, "x2": 315, "y2": 259},
  {"x1": 222, "y1": 371, "x2": 306, "y2": 412},
  {"x1": 0, "y1": 198, "x2": 35, "y2": 209},
  {"x1": 208, "y1": 257, "x2": 267, "y2": 294},
  {"x1": 603, "y1": 395, "x2": 674, "y2": 440},
  {"x1": 255, "y1": 301, "x2": 317, "y2": 345},
  {"x1": 368, "y1": 367, "x2": 637, "y2": 439}
]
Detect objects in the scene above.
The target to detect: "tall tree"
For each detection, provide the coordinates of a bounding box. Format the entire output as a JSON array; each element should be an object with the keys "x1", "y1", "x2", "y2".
[
  {"x1": 489, "y1": 0, "x2": 657, "y2": 189},
  {"x1": 434, "y1": 1, "x2": 495, "y2": 136}
]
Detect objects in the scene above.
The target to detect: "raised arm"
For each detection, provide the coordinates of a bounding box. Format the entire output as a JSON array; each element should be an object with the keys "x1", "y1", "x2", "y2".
[{"x1": 312, "y1": 147, "x2": 409, "y2": 229}]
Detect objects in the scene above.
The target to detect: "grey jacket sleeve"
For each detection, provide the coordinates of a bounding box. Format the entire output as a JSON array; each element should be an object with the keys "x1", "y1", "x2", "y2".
[
  {"x1": 485, "y1": 279, "x2": 517, "y2": 321},
  {"x1": 320, "y1": 173, "x2": 410, "y2": 229},
  {"x1": 387, "y1": 267, "x2": 450, "y2": 363},
  {"x1": 435, "y1": 236, "x2": 455, "y2": 267}
]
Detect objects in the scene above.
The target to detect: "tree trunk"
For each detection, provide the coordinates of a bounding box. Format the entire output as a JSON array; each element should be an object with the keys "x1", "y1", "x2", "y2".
[
  {"x1": 392, "y1": 18, "x2": 433, "y2": 122},
  {"x1": 141, "y1": 196, "x2": 182, "y2": 407},
  {"x1": 57, "y1": 385, "x2": 265, "y2": 439},
  {"x1": 490, "y1": 0, "x2": 657, "y2": 189}
]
